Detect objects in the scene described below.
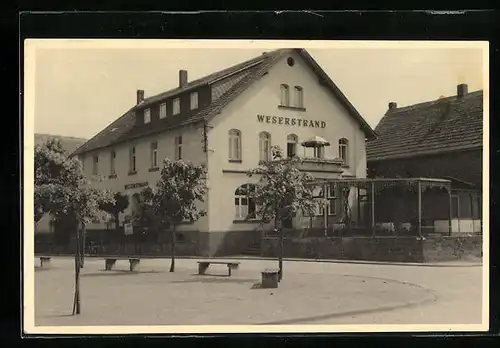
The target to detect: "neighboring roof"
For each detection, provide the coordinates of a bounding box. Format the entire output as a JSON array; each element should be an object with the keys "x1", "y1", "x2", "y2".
[
  {"x1": 74, "y1": 48, "x2": 375, "y2": 156},
  {"x1": 35, "y1": 133, "x2": 87, "y2": 155},
  {"x1": 367, "y1": 90, "x2": 483, "y2": 162}
]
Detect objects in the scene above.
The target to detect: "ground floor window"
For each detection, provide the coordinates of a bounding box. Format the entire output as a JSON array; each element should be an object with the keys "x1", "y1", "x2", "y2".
[{"x1": 234, "y1": 184, "x2": 257, "y2": 220}]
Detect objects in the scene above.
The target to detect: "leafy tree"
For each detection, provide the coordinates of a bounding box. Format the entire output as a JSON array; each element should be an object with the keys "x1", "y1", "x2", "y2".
[
  {"x1": 140, "y1": 158, "x2": 207, "y2": 272},
  {"x1": 34, "y1": 139, "x2": 113, "y2": 315},
  {"x1": 99, "y1": 191, "x2": 130, "y2": 232},
  {"x1": 247, "y1": 145, "x2": 320, "y2": 281}
]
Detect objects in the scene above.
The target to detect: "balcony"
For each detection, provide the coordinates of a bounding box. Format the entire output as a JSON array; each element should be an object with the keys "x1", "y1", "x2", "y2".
[{"x1": 295, "y1": 157, "x2": 344, "y2": 175}]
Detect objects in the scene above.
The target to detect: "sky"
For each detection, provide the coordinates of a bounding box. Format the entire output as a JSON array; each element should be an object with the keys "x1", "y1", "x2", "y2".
[{"x1": 32, "y1": 42, "x2": 485, "y2": 139}]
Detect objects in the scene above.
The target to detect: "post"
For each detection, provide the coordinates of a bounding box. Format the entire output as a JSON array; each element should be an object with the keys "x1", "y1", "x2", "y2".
[
  {"x1": 278, "y1": 218, "x2": 284, "y2": 282},
  {"x1": 417, "y1": 180, "x2": 422, "y2": 238},
  {"x1": 371, "y1": 182, "x2": 375, "y2": 237},
  {"x1": 323, "y1": 182, "x2": 328, "y2": 237},
  {"x1": 448, "y1": 189, "x2": 453, "y2": 236},
  {"x1": 357, "y1": 186, "x2": 361, "y2": 226},
  {"x1": 72, "y1": 223, "x2": 81, "y2": 315}
]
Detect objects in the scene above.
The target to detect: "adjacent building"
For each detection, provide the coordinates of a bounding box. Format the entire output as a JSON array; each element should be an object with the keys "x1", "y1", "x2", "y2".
[
  {"x1": 366, "y1": 84, "x2": 483, "y2": 234},
  {"x1": 72, "y1": 48, "x2": 376, "y2": 256}
]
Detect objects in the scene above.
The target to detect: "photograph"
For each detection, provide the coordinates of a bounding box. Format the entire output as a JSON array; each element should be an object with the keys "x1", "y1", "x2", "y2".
[{"x1": 24, "y1": 39, "x2": 489, "y2": 334}]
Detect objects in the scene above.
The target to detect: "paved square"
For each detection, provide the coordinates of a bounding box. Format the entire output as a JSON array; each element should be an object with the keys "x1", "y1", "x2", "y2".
[{"x1": 34, "y1": 257, "x2": 483, "y2": 326}]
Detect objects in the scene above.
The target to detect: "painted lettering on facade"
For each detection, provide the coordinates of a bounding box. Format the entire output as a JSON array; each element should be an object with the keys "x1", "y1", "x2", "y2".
[
  {"x1": 257, "y1": 114, "x2": 326, "y2": 128},
  {"x1": 124, "y1": 182, "x2": 149, "y2": 190}
]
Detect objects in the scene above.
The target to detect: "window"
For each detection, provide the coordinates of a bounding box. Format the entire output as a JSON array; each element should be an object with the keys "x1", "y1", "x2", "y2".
[
  {"x1": 234, "y1": 184, "x2": 257, "y2": 220},
  {"x1": 110, "y1": 150, "x2": 116, "y2": 176},
  {"x1": 150, "y1": 141, "x2": 158, "y2": 168},
  {"x1": 175, "y1": 135, "x2": 183, "y2": 160},
  {"x1": 294, "y1": 86, "x2": 303, "y2": 108},
  {"x1": 259, "y1": 132, "x2": 271, "y2": 162},
  {"x1": 129, "y1": 146, "x2": 136, "y2": 173},
  {"x1": 316, "y1": 184, "x2": 337, "y2": 216},
  {"x1": 190, "y1": 92, "x2": 199, "y2": 110},
  {"x1": 313, "y1": 146, "x2": 325, "y2": 159},
  {"x1": 144, "y1": 108, "x2": 151, "y2": 123},
  {"x1": 339, "y1": 138, "x2": 349, "y2": 165},
  {"x1": 173, "y1": 98, "x2": 180, "y2": 115},
  {"x1": 287, "y1": 134, "x2": 298, "y2": 158},
  {"x1": 228, "y1": 129, "x2": 242, "y2": 161},
  {"x1": 92, "y1": 155, "x2": 99, "y2": 175},
  {"x1": 280, "y1": 84, "x2": 290, "y2": 106},
  {"x1": 451, "y1": 195, "x2": 460, "y2": 219},
  {"x1": 160, "y1": 103, "x2": 167, "y2": 119}
]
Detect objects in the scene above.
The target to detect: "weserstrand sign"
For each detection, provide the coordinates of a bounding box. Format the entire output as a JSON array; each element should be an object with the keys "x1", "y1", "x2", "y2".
[
  {"x1": 124, "y1": 182, "x2": 149, "y2": 190},
  {"x1": 257, "y1": 114, "x2": 326, "y2": 128}
]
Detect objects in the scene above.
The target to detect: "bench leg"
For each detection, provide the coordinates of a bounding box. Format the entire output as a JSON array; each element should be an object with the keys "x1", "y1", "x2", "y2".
[
  {"x1": 40, "y1": 258, "x2": 50, "y2": 268},
  {"x1": 105, "y1": 259, "x2": 116, "y2": 271},
  {"x1": 198, "y1": 263, "x2": 208, "y2": 275},
  {"x1": 228, "y1": 266, "x2": 232, "y2": 277},
  {"x1": 129, "y1": 260, "x2": 140, "y2": 272}
]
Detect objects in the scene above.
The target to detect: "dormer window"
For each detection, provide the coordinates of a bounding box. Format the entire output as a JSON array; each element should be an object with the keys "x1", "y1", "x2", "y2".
[
  {"x1": 173, "y1": 98, "x2": 180, "y2": 115},
  {"x1": 190, "y1": 92, "x2": 199, "y2": 110},
  {"x1": 160, "y1": 103, "x2": 167, "y2": 119},
  {"x1": 144, "y1": 108, "x2": 151, "y2": 123}
]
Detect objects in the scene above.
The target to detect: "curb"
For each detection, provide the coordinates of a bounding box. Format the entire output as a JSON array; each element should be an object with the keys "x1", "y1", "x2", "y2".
[{"x1": 34, "y1": 254, "x2": 482, "y2": 268}]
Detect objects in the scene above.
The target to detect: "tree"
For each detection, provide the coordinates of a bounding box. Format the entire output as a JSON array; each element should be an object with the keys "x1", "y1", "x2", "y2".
[
  {"x1": 247, "y1": 145, "x2": 320, "y2": 281},
  {"x1": 99, "y1": 191, "x2": 130, "y2": 232},
  {"x1": 34, "y1": 139, "x2": 114, "y2": 315},
  {"x1": 140, "y1": 158, "x2": 208, "y2": 272}
]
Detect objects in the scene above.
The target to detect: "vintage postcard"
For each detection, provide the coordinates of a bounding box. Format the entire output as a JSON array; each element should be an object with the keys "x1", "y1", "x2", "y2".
[{"x1": 24, "y1": 39, "x2": 489, "y2": 334}]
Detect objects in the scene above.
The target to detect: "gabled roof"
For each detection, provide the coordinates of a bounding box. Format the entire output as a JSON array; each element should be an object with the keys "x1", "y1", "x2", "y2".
[
  {"x1": 73, "y1": 48, "x2": 375, "y2": 156},
  {"x1": 35, "y1": 133, "x2": 87, "y2": 155},
  {"x1": 366, "y1": 90, "x2": 483, "y2": 162}
]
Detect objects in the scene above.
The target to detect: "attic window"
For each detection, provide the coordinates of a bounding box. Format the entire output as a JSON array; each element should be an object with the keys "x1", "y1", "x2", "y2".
[{"x1": 287, "y1": 57, "x2": 295, "y2": 67}]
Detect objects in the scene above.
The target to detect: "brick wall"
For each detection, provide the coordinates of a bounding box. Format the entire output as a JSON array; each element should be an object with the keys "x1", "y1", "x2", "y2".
[{"x1": 368, "y1": 149, "x2": 482, "y2": 188}]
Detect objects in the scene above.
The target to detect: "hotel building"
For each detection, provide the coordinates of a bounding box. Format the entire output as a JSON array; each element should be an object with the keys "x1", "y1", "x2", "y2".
[{"x1": 72, "y1": 48, "x2": 376, "y2": 256}]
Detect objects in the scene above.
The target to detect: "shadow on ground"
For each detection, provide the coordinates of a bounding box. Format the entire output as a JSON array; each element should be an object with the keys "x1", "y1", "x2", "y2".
[
  {"x1": 257, "y1": 291, "x2": 439, "y2": 325},
  {"x1": 171, "y1": 276, "x2": 258, "y2": 284},
  {"x1": 81, "y1": 270, "x2": 162, "y2": 277}
]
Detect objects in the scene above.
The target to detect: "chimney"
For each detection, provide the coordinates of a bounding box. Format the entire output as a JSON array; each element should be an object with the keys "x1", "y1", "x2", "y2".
[
  {"x1": 179, "y1": 70, "x2": 188, "y2": 88},
  {"x1": 457, "y1": 83, "x2": 468, "y2": 99},
  {"x1": 388, "y1": 102, "x2": 397, "y2": 110},
  {"x1": 136, "y1": 89, "x2": 145, "y2": 105}
]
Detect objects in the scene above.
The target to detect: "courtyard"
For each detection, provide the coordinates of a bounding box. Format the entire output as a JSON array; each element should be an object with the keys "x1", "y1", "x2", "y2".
[{"x1": 33, "y1": 257, "x2": 483, "y2": 327}]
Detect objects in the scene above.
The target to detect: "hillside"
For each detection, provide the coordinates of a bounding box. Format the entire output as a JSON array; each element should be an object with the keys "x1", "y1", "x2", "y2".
[{"x1": 35, "y1": 133, "x2": 87, "y2": 155}]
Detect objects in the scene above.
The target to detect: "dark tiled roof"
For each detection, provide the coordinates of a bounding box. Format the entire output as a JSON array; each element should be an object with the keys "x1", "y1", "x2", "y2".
[
  {"x1": 366, "y1": 90, "x2": 483, "y2": 161},
  {"x1": 73, "y1": 48, "x2": 375, "y2": 156},
  {"x1": 35, "y1": 133, "x2": 87, "y2": 155}
]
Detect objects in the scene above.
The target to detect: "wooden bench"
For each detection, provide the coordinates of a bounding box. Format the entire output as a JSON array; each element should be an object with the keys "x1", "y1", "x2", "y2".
[
  {"x1": 39, "y1": 256, "x2": 51, "y2": 268},
  {"x1": 261, "y1": 268, "x2": 280, "y2": 288},
  {"x1": 104, "y1": 258, "x2": 141, "y2": 272},
  {"x1": 197, "y1": 261, "x2": 240, "y2": 276}
]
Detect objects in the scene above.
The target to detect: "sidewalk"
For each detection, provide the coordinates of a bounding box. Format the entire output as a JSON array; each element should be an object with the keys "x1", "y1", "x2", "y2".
[{"x1": 34, "y1": 253, "x2": 482, "y2": 268}]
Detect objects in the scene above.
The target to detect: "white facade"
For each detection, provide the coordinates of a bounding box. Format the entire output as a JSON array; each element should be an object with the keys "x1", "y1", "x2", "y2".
[
  {"x1": 63, "y1": 51, "x2": 370, "y2": 255},
  {"x1": 206, "y1": 51, "x2": 367, "y2": 233}
]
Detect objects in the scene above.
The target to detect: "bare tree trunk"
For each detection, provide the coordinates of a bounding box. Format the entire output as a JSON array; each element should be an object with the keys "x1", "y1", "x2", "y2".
[
  {"x1": 72, "y1": 223, "x2": 81, "y2": 315},
  {"x1": 169, "y1": 225, "x2": 176, "y2": 272}
]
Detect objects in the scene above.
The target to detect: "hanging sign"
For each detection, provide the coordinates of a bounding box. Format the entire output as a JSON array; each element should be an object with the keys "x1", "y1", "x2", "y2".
[{"x1": 124, "y1": 223, "x2": 134, "y2": 235}]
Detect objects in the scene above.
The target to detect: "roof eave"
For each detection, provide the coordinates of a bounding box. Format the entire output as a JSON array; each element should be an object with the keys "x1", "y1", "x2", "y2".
[{"x1": 367, "y1": 144, "x2": 482, "y2": 162}]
